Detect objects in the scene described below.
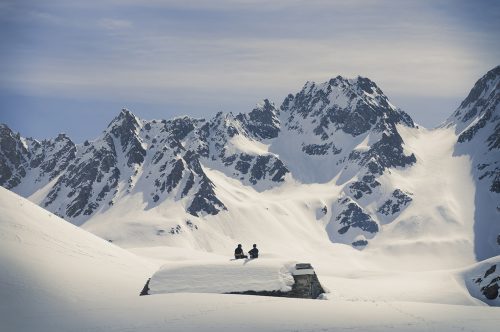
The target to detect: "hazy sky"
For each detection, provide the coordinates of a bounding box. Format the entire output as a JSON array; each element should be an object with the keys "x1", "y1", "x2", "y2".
[{"x1": 1, "y1": 0, "x2": 499, "y2": 142}]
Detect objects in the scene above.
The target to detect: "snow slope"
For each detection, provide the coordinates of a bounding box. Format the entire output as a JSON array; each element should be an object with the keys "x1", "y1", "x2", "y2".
[
  {"x1": 82, "y1": 124, "x2": 477, "y2": 272},
  {"x1": 0, "y1": 186, "x2": 155, "y2": 330},
  {"x1": 1, "y1": 66, "x2": 500, "y2": 330},
  {"x1": 1, "y1": 187, "x2": 499, "y2": 331}
]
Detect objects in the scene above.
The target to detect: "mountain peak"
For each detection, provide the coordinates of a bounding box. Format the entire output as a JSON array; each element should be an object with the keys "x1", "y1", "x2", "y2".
[
  {"x1": 448, "y1": 65, "x2": 500, "y2": 130},
  {"x1": 255, "y1": 98, "x2": 275, "y2": 109},
  {"x1": 236, "y1": 99, "x2": 280, "y2": 139},
  {"x1": 327, "y1": 74, "x2": 350, "y2": 86},
  {"x1": 107, "y1": 108, "x2": 138, "y2": 127},
  {"x1": 458, "y1": 66, "x2": 499, "y2": 112},
  {"x1": 55, "y1": 133, "x2": 72, "y2": 142}
]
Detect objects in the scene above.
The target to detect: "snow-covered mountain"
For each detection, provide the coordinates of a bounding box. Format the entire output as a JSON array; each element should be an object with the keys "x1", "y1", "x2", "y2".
[
  {"x1": 1, "y1": 67, "x2": 499, "y2": 262},
  {"x1": 445, "y1": 65, "x2": 500, "y2": 260}
]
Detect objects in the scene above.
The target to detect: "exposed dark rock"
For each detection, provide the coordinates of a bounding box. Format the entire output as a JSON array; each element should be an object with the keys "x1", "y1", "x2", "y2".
[
  {"x1": 452, "y1": 65, "x2": 499, "y2": 125},
  {"x1": 378, "y1": 189, "x2": 413, "y2": 216},
  {"x1": 43, "y1": 134, "x2": 119, "y2": 218},
  {"x1": 249, "y1": 155, "x2": 288, "y2": 184},
  {"x1": 473, "y1": 262, "x2": 500, "y2": 302},
  {"x1": 185, "y1": 220, "x2": 198, "y2": 230},
  {"x1": 169, "y1": 225, "x2": 182, "y2": 234},
  {"x1": 485, "y1": 265, "x2": 497, "y2": 279},
  {"x1": 281, "y1": 76, "x2": 414, "y2": 141},
  {"x1": 0, "y1": 125, "x2": 29, "y2": 188},
  {"x1": 483, "y1": 283, "x2": 499, "y2": 300},
  {"x1": 352, "y1": 239, "x2": 368, "y2": 247},
  {"x1": 29, "y1": 135, "x2": 76, "y2": 181},
  {"x1": 164, "y1": 116, "x2": 200, "y2": 141},
  {"x1": 458, "y1": 106, "x2": 496, "y2": 144},
  {"x1": 491, "y1": 171, "x2": 500, "y2": 193},
  {"x1": 236, "y1": 99, "x2": 280, "y2": 139},
  {"x1": 487, "y1": 122, "x2": 500, "y2": 150},
  {"x1": 302, "y1": 143, "x2": 333, "y2": 155},
  {"x1": 235, "y1": 158, "x2": 252, "y2": 174},
  {"x1": 336, "y1": 201, "x2": 378, "y2": 234},
  {"x1": 181, "y1": 173, "x2": 195, "y2": 198},
  {"x1": 140, "y1": 278, "x2": 151, "y2": 296},
  {"x1": 349, "y1": 180, "x2": 373, "y2": 199},
  {"x1": 184, "y1": 152, "x2": 226, "y2": 216},
  {"x1": 358, "y1": 133, "x2": 416, "y2": 175},
  {"x1": 187, "y1": 176, "x2": 226, "y2": 216},
  {"x1": 0, "y1": 124, "x2": 76, "y2": 190},
  {"x1": 160, "y1": 159, "x2": 185, "y2": 194},
  {"x1": 222, "y1": 154, "x2": 237, "y2": 166}
]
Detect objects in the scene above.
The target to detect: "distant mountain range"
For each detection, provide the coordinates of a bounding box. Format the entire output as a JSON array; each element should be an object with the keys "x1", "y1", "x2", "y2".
[{"x1": 1, "y1": 66, "x2": 498, "y2": 260}]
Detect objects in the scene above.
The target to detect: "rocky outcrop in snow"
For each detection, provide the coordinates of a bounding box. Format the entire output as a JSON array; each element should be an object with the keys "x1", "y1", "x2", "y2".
[
  {"x1": 0, "y1": 124, "x2": 76, "y2": 194},
  {"x1": 462, "y1": 256, "x2": 500, "y2": 306}
]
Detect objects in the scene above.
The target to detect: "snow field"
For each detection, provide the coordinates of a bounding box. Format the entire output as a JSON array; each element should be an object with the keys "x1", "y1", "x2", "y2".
[{"x1": 1, "y1": 187, "x2": 499, "y2": 332}]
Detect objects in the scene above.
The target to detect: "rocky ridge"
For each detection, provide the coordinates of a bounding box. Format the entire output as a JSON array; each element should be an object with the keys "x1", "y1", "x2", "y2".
[{"x1": 2, "y1": 69, "x2": 498, "y2": 250}]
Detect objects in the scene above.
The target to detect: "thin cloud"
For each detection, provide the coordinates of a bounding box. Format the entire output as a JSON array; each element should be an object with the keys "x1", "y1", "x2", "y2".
[
  {"x1": 0, "y1": 0, "x2": 499, "y2": 128},
  {"x1": 98, "y1": 18, "x2": 133, "y2": 30}
]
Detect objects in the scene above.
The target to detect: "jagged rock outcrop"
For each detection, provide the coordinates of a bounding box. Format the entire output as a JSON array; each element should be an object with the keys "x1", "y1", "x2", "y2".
[
  {"x1": 377, "y1": 189, "x2": 413, "y2": 217},
  {"x1": 472, "y1": 263, "x2": 500, "y2": 303},
  {"x1": 449, "y1": 65, "x2": 500, "y2": 193},
  {"x1": 0, "y1": 124, "x2": 76, "y2": 194},
  {"x1": 236, "y1": 99, "x2": 280, "y2": 140},
  {"x1": 0, "y1": 124, "x2": 29, "y2": 188},
  {"x1": 1, "y1": 74, "x2": 422, "y2": 247}
]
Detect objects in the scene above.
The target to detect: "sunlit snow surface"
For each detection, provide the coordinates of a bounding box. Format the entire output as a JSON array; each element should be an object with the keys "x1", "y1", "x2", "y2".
[
  {"x1": 1, "y1": 187, "x2": 499, "y2": 332},
  {"x1": 149, "y1": 258, "x2": 295, "y2": 294}
]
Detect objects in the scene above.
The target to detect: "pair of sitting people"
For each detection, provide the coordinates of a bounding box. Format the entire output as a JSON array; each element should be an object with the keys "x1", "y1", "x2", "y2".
[{"x1": 234, "y1": 244, "x2": 259, "y2": 259}]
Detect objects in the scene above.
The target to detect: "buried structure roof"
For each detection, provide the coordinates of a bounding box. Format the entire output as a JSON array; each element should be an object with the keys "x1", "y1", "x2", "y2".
[{"x1": 140, "y1": 259, "x2": 325, "y2": 299}]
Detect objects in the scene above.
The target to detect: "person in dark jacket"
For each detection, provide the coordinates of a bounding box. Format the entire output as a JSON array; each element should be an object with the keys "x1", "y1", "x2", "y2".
[
  {"x1": 234, "y1": 244, "x2": 247, "y2": 259},
  {"x1": 248, "y1": 244, "x2": 259, "y2": 259}
]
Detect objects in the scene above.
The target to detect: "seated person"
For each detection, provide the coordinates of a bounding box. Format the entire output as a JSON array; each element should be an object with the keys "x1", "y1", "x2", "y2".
[
  {"x1": 248, "y1": 244, "x2": 259, "y2": 259},
  {"x1": 234, "y1": 244, "x2": 247, "y2": 259}
]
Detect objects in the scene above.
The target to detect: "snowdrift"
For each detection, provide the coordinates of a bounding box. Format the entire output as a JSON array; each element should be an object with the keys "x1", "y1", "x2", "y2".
[{"x1": 0, "y1": 187, "x2": 156, "y2": 331}]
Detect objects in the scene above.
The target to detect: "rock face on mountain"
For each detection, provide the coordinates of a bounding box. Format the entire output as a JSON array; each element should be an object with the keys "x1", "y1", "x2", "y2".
[
  {"x1": 446, "y1": 65, "x2": 500, "y2": 260},
  {"x1": 272, "y1": 75, "x2": 416, "y2": 246},
  {"x1": 0, "y1": 124, "x2": 76, "y2": 195},
  {"x1": 0, "y1": 76, "x2": 418, "y2": 246},
  {"x1": 1, "y1": 68, "x2": 498, "y2": 254},
  {"x1": 449, "y1": 65, "x2": 500, "y2": 194},
  {"x1": 0, "y1": 124, "x2": 29, "y2": 189}
]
